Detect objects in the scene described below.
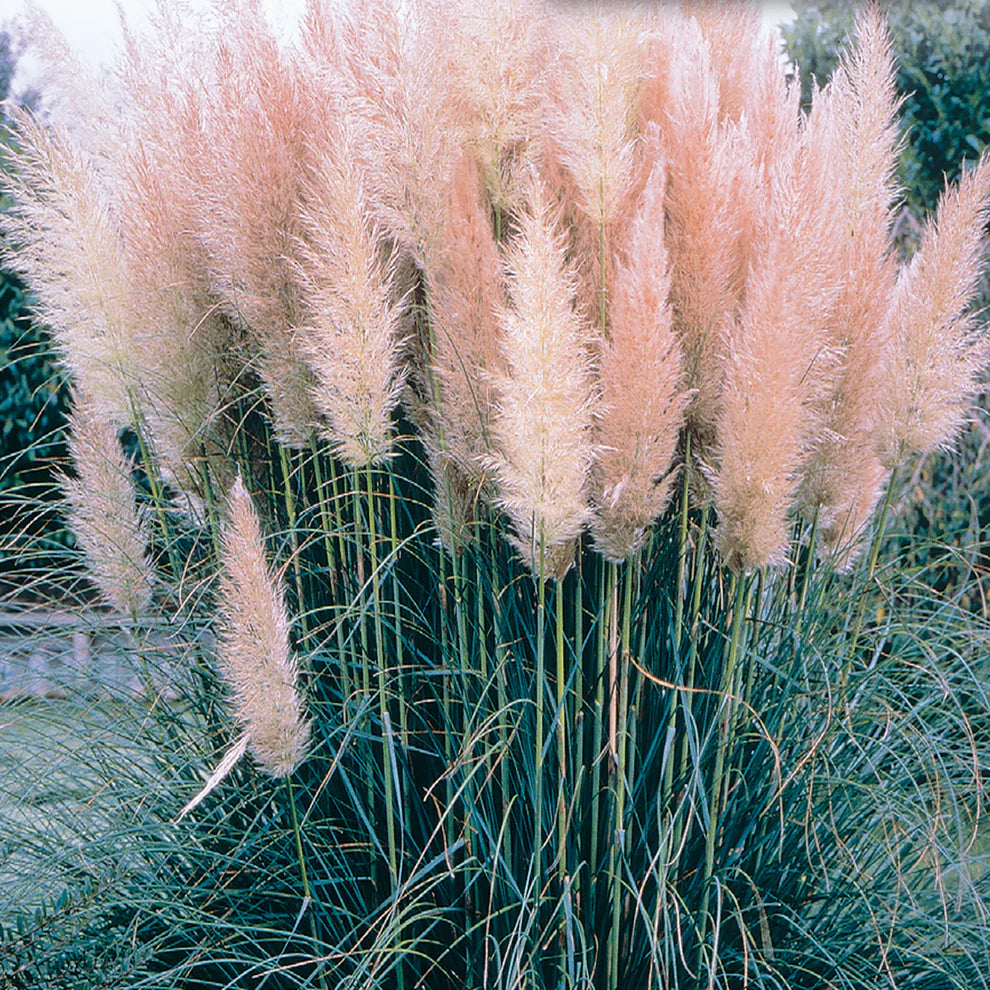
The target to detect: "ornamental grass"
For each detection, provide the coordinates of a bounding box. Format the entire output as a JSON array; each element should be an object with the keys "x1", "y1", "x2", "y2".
[{"x1": 2, "y1": 2, "x2": 990, "y2": 988}]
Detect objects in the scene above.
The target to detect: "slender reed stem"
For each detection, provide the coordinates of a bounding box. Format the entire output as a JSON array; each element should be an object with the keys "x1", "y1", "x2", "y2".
[
  {"x1": 534, "y1": 547, "x2": 548, "y2": 915},
  {"x1": 674, "y1": 433, "x2": 692, "y2": 646},
  {"x1": 556, "y1": 579, "x2": 568, "y2": 891},
  {"x1": 588, "y1": 560, "x2": 612, "y2": 903},
  {"x1": 841, "y1": 468, "x2": 898, "y2": 693},
  {"x1": 285, "y1": 774, "x2": 329, "y2": 990},
  {"x1": 310, "y1": 443, "x2": 353, "y2": 712},
  {"x1": 279, "y1": 445, "x2": 311, "y2": 651},
  {"x1": 607, "y1": 563, "x2": 633, "y2": 990},
  {"x1": 696, "y1": 572, "x2": 747, "y2": 975},
  {"x1": 365, "y1": 463, "x2": 403, "y2": 990}
]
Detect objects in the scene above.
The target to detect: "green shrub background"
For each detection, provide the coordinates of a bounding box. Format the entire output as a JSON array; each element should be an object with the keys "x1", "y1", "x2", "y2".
[{"x1": 0, "y1": 27, "x2": 70, "y2": 594}]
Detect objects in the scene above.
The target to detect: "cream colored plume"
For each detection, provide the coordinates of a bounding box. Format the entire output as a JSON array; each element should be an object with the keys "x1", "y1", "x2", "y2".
[
  {"x1": 545, "y1": 5, "x2": 644, "y2": 233},
  {"x1": 305, "y1": 0, "x2": 463, "y2": 271},
  {"x1": 442, "y1": 0, "x2": 550, "y2": 214},
  {"x1": 1, "y1": 112, "x2": 139, "y2": 430},
  {"x1": 113, "y1": 30, "x2": 240, "y2": 516},
  {"x1": 489, "y1": 180, "x2": 595, "y2": 579},
  {"x1": 591, "y1": 144, "x2": 688, "y2": 562},
  {"x1": 294, "y1": 105, "x2": 407, "y2": 467},
  {"x1": 216, "y1": 474, "x2": 310, "y2": 778},
  {"x1": 62, "y1": 397, "x2": 154, "y2": 617}
]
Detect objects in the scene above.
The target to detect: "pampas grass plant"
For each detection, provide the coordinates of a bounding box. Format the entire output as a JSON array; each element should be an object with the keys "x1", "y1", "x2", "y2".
[{"x1": 3, "y1": 3, "x2": 990, "y2": 988}]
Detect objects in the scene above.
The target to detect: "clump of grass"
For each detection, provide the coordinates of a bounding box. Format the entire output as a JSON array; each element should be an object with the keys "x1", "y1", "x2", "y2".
[{"x1": 2, "y1": 3, "x2": 990, "y2": 988}]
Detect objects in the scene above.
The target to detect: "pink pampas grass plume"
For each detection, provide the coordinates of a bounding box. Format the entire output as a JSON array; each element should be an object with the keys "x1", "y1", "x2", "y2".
[
  {"x1": 217, "y1": 474, "x2": 311, "y2": 778},
  {"x1": 421, "y1": 151, "x2": 508, "y2": 550},
  {"x1": 294, "y1": 104, "x2": 408, "y2": 468},
  {"x1": 798, "y1": 7, "x2": 902, "y2": 557},
  {"x1": 714, "y1": 119, "x2": 844, "y2": 573},
  {"x1": 489, "y1": 179, "x2": 595, "y2": 579},
  {"x1": 643, "y1": 22, "x2": 761, "y2": 461},
  {"x1": 591, "y1": 144, "x2": 688, "y2": 561},
  {"x1": 876, "y1": 156, "x2": 990, "y2": 470},
  {"x1": 188, "y1": 1, "x2": 323, "y2": 447}
]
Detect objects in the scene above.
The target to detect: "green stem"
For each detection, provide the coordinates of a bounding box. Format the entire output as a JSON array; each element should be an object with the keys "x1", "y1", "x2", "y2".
[
  {"x1": 589, "y1": 561, "x2": 613, "y2": 905},
  {"x1": 842, "y1": 468, "x2": 898, "y2": 693},
  {"x1": 311, "y1": 444, "x2": 353, "y2": 713},
  {"x1": 279, "y1": 445, "x2": 311, "y2": 652},
  {"x1": 534, "y1": 553, "x2": 547, "y2": 914},
  {"x1": 674, "y1": 432, "x2": 692, "y2": 646},
  {"x1": 285, "y1": 774, "x2": 329, "y2": 990},
  {"x1": 696, "y1": 572, "x2": 747, "y2": 976},
  {"x1": 556, "y1": 579, "x2": 568, "y2": 893},
  {"x1": 607, "y1": 564, "x2": 633, "y2": 990}
]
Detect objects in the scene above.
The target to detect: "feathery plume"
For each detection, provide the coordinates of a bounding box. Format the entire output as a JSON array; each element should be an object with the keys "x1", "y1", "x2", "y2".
[
  {"x1": 545, "y1": 6, "x2": 643, "y2": 234},
  {"x1": 489, "y1": 180, "x2": 595, "y2": 579},
  {"x1": 217, "y1": 474, "x2": 310, "y2": 778},
  {"x1": 591, "y1": 144, "x2": 688, "y2": 561},
  {"x1": 644, "y1": 23, "x2": 761, "y2": 461},
  {"x1": 62, "y1": 397, "x2": 154, "y2": 617},
  {"x1": 876, "y1": 156, "x2": 990, "y2": 468},
  {"x1": 305, "y1": 0, "x2": 463, "y2": 270},
  {"x1": 1, "y1": 112, "x2": 139, "y2": 429},
  {"x1": 189, "y1": 1, "x2": 323, "y2": 447},
  {"x1": 114, "y1": 26, "x2": 240, "y2": 514},
  {"x1": 293, "y1": 105, "x2": 407, "y2": 467},
  {"x1": 714, "y1": 116, "x2": 844, "y2": 573},
  {"x1": 799, "y1": 7, "x2": 902, "y2": 556},
  {"x1": 540, "y1": 5, "x2": 647, "y2": 333},
  {"x1": 419, "y1": 151, "x2": 507, "y2": 549},
  {"x1": 442, "y1": 0, "x2": 550, "y2": 214}
]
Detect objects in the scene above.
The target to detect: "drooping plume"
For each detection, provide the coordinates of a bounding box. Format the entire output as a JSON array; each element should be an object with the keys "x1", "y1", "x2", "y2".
[
  {"x1": 115, "y1": 19, "x2": 240, "y2": 515},
  {"x1": 1, "y1": 111, "x2": 139, "y2": 430},
  {"x1": 591, "y1": 143, "x2": 688, "y2": 562},
  {"x1": 191, "y1": 1, "x2": 323, "y2": 447},
  {"x1": 62, "y1": 397, "x2": 154, "y2": 617},
  {"x1": 490, "y1": 181, "x2": 595, "y2": 579},
  {"x1": 216, "y1": 474, "x2": 310, "y2": 778}
]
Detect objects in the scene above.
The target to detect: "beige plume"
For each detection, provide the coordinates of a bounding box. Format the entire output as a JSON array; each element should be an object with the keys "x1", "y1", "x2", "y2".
[
  {"x1": 216, "y1": 474, "x2": 311, "y2": 778},
  {"x1": 62, "y1": 397, "x2": 154, "y2": 617}
]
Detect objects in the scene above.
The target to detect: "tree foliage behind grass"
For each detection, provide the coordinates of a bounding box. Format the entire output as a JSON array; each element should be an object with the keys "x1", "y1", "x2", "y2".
[{"x1": 0, "y1": 25, "x2": 70, "y2": 598}]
